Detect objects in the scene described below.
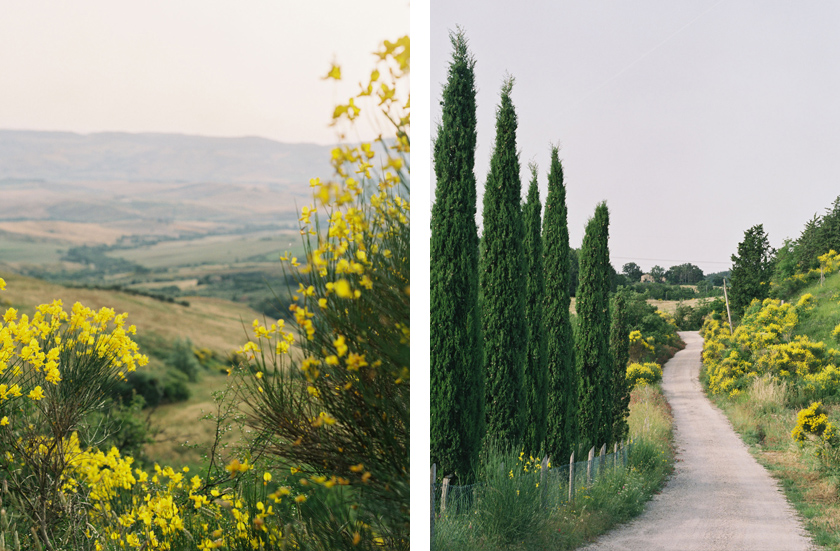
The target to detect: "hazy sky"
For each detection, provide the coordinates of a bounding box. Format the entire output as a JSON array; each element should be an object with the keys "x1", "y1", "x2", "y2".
[
  {"x1": 0, "y1": 0, "x2": 408, "y2": 145},
  {"x1": 431, "y1": 1, "x2": 840, "y2": 274}
]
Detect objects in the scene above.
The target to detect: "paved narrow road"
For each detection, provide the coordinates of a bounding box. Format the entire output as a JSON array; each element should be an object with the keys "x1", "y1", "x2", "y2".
[{"x1": 582, "y1": 331, "x2": 815, "y2": 551}]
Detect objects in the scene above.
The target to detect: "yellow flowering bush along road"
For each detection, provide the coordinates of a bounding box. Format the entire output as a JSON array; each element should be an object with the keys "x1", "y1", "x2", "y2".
[
  {"x1": 701, "y1": 293, "x2": 840, "y2": 398},
  {"x1": 626, "y1": 362, "x2": 663, "y2": 388},
  {"x1": 234, "y1": 37, "x2": 409, "y2": 551}
]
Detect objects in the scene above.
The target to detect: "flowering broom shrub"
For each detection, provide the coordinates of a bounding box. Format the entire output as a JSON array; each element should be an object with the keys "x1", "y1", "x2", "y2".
[
  {"x1": 625, "y1": 363, "x2": 662, "y2": 388},
  {"x1": 0, "y1": 284, "x2": 152, "y2": 547},
  {"x1": 791, "y1": 401, "x2": 840, "y2": 469},
  {"x1": 701, "y1": 294, "x2": 840, "y2": 398},
  {"x1": 234, "y1": 36, "x2": 409, "y2": 551}
]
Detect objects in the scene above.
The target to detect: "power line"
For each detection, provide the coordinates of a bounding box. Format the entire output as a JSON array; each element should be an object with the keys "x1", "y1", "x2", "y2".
[
  {"x1": 612, "y1": 256, "x2": 730, "y2": 266},
  {"x1": 566, "y1": 0, "x2": 727, "y2": 114}
]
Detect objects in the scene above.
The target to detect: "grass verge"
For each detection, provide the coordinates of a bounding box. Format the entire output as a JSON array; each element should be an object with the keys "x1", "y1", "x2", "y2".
[
  {"x1": 432, "y1": 383, "x2": 674, "y2": 551},
  {"x1": 704, "y1": 372, "x2": 840, "y2": 550}
]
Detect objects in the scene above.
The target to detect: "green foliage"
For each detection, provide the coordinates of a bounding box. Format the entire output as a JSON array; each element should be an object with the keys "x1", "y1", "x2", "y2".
[
  {"x1": 522, "y1": 165, "x2": 547, "y2": 456},
  {"x1": 774, "y1": 238, "x2": 799, "y2": 283},
  {"x1": 474, "y1": 445, "x2": 547, "y2": 547},
  {"x1": 705, "y1": 271, "x2": 730, "y2": 287},
  {"x1": 610, "y1": 293, "x2": 631, "y2": 443},
  {"x1": 622, "y1": 281, "x2": 701, "y2": 301},
  {"x1": 431, "y1": 28, "x2": 484, "y2": 483},
  {"x1": 622, "y1": 262, "x2": 643, "y2": 283},
  {"x1": 796, "y1": 196, "x2": 840, "y2": 271},
  {"x1": 649, "y1": 265, "x2": 665, "y2": 282},
  {"x1": 480, "y1": 77, "x2": 526, "y2": 448},
  {"x1": 576, "y1": 202, "x2": 611, "y2": 450},
  {"x1": 622, "y1": 292, "x2": 682, "y2": 365},
  {"x1": 664, "y1": 263, "x2": 704, "y2": 285},
  {"x1": 169, "y1": 337, "x2": 201, "y2": 383},
  {"x1": 83, "y1": 394, "x2": 154, "y2": 464},
  {"x1": 730, "y1": 223, "x2": 775, "y2": 315},
  {"x1": 432, "y1": 383, "x2": 675, "y2": 551},
  {"x1": 674, "y1": 298, "x2": 726, "y2": 331},
  {"x1": 569, "y1": 248, "x2": 580, "y2": 297},
  {"x1": 543, "y1": 147, "x2": 577, "y2": 461}
]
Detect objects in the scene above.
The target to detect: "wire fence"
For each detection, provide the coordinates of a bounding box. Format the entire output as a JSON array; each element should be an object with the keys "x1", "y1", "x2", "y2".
[{"x1": 430, "y1": 440, "x2": 635, "y2": 545}]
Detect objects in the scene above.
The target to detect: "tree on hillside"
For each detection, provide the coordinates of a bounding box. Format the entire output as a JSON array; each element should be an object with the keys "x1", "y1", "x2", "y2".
[
  {"x1": 796, "y1": 196, "x2": 840, "y2": 271},
  {"x1": 730, "y1": 224, "x2": 774, "y2": 315},
  {"x1": 543, "y1": 147, "x2": 576, "y2": 461},
  {"x1": 575, "y1": 202, "x2": 612, "y2": 450},
  {"x1": 609, "y1": 291, "x2": 631, "y2": 443},
  {"x1": 522, "y1": 164, "x2": 547, "y2": 456},
  {"x1": 430, "y1": 29, "x2": 483, "y2": 482},
  {"x1": 480, "y1": 77, "x2": 526, "y2": 448},
  {"x1": 796, "y1": 214, "x2": 823, "y2": 272},
  {"x1": 622, "y1": 262, "x2": 643, "y2": 283},
  {"x1": 773, "y1": 238, "x2": 798, "y2": 282}
]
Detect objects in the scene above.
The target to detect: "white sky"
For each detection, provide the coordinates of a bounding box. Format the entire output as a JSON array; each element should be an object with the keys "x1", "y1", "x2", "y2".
[
  {"x1": 0, "y1": 0, "x2": 408, "y2": 144},
  {"x1": 431, "y1": 1, "x2": 840, "y2": 274}
]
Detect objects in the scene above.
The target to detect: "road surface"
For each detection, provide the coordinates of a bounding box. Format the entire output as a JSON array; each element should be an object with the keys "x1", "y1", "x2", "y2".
[{"x1": 581, "y1": 331, "x2": 815, "y2": 551}]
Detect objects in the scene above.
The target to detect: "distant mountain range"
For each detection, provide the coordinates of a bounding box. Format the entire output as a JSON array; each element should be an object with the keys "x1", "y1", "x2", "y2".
[{"x1": 0, "y1": 129, "x2": 336, "y2": 185}]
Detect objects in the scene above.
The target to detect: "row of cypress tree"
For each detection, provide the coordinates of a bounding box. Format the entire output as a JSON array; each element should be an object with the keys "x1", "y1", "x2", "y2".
[{"x1": 431, "y1": 30, "x2": 630, "y2": 483}]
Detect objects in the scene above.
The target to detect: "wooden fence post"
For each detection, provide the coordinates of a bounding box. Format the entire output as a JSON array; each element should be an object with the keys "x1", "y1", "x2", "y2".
[
  {"x1": 614, "y1": 442, "x2": 618, "y2": 469},
  {"x1": 587, "y1": 447, "x2": 595, "y2": 485},
  {"x1": 540, "y1": 456, "x2": 549, "y2": 508},
  {"x1": 568, "y1": 452, "x2": 575, "y2": 503},
  {"x1": 599, "y1": 444, "x2": 606, "y2": 477},
  {"x1": 440, "y1": 476, "x2": 451, "y2": 514},
  {"x1": 430, "y1": 464, "x2": 436, "y2": 548},
  {"x1": 623, "y1": 439, "x2": 629, "y2": 467}
]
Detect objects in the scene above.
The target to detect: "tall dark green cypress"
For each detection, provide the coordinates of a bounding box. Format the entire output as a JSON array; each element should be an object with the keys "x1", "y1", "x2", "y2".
[
  {"x1": 542, "y1": 147, "x2": 576, "y2": 461},
  {"x1": 609, "y1": 291, "x2": 630, "y2": 444},
  {"x1": 576, "y1": 202, "x2": 611, "y2": 450},
  {"x1": 480, "y1": 77, "x2": 526, "y2": 448},
  {"x1": 522, "y1": 164, "x2": 547, "y2": 455},
  {"x1": 430, "y1": 30, "x2": 483, "y2": 482}
]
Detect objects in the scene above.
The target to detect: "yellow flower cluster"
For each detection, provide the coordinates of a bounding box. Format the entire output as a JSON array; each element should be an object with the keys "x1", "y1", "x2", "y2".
[
  {"x1": 702, "y1": 295, "x2": 840, "y2": 395},
  {"x1": 625, "y1": 362, "x2": 663, "y2": 388},
  {"x1": 0, "y1": 296, "x2": 148, "y2": 421},
  {"x1": 239, "y1": 37, "x2": 410, "y2": 386},
  {"x1": 792, "y1": 401, "x2": 837, "y2": 446},
  {"x1": 52, "y1": 434, "x2": 298, "y2": 550}
]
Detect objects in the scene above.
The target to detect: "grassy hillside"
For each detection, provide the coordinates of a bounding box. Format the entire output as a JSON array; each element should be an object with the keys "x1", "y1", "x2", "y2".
[
  {"x1": 0, "y1": 271, "x2": 287, "y2": 465},
  {"x1": 702, "y1": 270, "x2": 840, "y2": 549}
]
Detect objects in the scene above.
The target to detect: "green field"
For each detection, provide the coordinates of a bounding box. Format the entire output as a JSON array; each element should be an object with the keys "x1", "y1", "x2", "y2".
[
  {"x1": 0, "y1": 232, "x2": 64, "y2": 264},
  {"x1": 107, "y1": 230, "x2": 306, "y2": 269}
]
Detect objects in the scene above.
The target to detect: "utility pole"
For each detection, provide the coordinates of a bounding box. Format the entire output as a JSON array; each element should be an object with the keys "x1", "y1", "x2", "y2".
[{"x1": 722, "y1": 278, "x2": 733, "y2": 334}]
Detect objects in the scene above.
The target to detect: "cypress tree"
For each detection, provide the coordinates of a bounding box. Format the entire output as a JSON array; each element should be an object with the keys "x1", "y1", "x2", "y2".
[
  {"x1": 542, "y1": 147, "x2": 576, "y2": 461},
  {"x1": 430, "y1": 29, "x2": 483, "y2": 482},
  {"x1": 480, "y1": 77, "x2": 526, "y2": 448},
  {"x1": 609, "y1": 291, "x2": 630, "y2": 444},
  {"x1": 576, "y1": 202, "x2": 611, "y2": 450},
  {"x1": 522, "y1": 164, "x2": 547, "y2": 455}
]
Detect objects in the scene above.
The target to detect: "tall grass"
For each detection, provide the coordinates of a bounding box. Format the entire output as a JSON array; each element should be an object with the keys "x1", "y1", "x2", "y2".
[{"x1": 433, "y1": 384, "x2": 674, "y2": 551}]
